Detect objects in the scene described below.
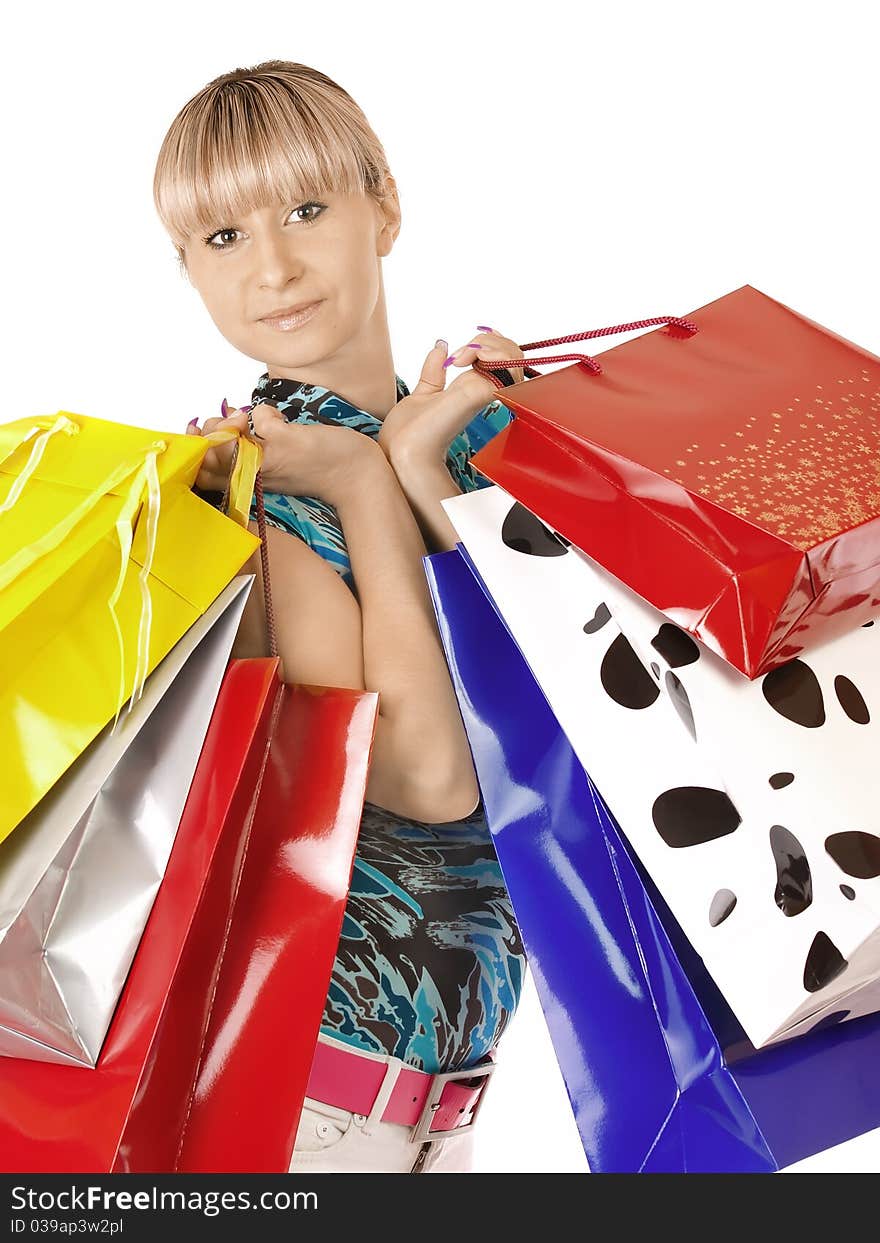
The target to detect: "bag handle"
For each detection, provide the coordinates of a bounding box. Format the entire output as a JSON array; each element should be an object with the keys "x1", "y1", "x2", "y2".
[
  {"x1": 471, "y1": 315, "x2": 700, "y2": 387},
  {"x1": 202, "y1": 429, "x2": 278, "y2": 662}
]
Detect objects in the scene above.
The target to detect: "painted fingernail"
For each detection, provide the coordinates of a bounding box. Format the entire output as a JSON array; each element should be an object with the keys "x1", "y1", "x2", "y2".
[
  {"x1": 467, "y1": 342, "x2": 482, "y2": 349},
  {"x1": 220, "y1": 397, "x2": 229, "y2": 417},
  {"x1": 187, "y1": 418, "x2": 199, "y2": 430},
  {"x1": 476, "y1": 325, "x2": 494, "y2": 332},
  {"x1": 443, "y1": 355, "x2": 456, "y2": 368},
  {"x1": 240, "y1": 404, "x2": 253, "y2": 414}
]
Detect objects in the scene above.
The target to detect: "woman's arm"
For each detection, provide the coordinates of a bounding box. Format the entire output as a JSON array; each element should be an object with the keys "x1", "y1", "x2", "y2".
[
  {"x1": 331, "y1": 445, "x2": 479, "y2": 821},
  {"x1": 382, "y1": 399, "x2": 514, "y2": 554},
  {"x1": 234, "y1": 502, "x2": 478, "y2": 824},
  {"x1": 387, "y1": 450, "x2": 464, "y2": 554}
]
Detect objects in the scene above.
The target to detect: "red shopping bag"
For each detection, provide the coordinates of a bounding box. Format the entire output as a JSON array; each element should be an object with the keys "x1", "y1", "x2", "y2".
[
  {"x1": 0, "y1": 656, "x2": 282, "y2": 1172},
  {"x1": 470, "y1": 284, "x2": 880, "y2": 678},
  {"x1": 175, "y1": 679, "x2": 377, "y2": 1173}
]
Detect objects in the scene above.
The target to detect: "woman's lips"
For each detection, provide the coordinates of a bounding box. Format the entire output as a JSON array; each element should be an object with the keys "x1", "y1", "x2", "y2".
[{"x1": 259, "y1": 301, "x2": 322, "y2": 331}]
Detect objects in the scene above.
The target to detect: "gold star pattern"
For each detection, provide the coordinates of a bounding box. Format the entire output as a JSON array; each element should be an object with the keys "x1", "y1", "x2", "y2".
[{"x1": 658, "y1": 378, "x2": 880, "y2": 549}]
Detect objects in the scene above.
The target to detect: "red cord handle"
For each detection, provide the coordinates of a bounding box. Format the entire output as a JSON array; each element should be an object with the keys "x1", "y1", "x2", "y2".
[{"x1": 471, "y1": 315, "x2": 700, "y2": 388}]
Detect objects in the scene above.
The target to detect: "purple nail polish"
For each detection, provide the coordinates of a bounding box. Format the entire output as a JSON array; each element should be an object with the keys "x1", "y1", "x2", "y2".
[
  {"x1": 187, "y1": 418, "x2": 199, "y2": 430},
  {"x1": 476, "y1": 325, "x2": 494, "y2": 332},
  {"x1": 220, "y1": 397, "x2": 229, "y2": 418},
  {"x1": 467, "y1": 342, "x2": 482, "y2": 349},
  {"x1": 240, "y1": 404, "x2": 253, "y2": 414},
  {"x1": 443, "y1": 356, "x2": 455, "y2": 368}
]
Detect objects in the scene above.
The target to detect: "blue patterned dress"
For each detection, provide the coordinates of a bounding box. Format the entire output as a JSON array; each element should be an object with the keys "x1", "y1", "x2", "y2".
[{"x1": 246, "y1": 371, "x2": 525, "y2": 1074}]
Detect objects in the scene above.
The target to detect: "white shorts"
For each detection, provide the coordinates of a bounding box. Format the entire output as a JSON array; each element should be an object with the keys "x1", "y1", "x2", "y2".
[{"x1": 289, "y1": 1095, "x2": 476, "y2": 1174}]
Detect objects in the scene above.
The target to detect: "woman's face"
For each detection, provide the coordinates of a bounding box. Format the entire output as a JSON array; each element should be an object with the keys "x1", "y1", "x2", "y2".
[{"x1": 182, "y1": 186, "x2": 399, "y2": 376}]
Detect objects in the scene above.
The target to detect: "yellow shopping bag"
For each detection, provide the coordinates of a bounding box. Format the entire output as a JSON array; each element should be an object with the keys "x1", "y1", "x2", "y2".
[{"x1": 0, "y1": 410, "x2": 261, "y2": 845}]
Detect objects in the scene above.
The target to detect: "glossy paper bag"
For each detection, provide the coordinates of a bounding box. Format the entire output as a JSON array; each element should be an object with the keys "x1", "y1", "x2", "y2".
[
  {"x1": 571, "y1": 540, "x2": 880, "y2": 1027},
  {"x1": 423, "y1": 543, "x2": 880, "y2": 1173},
  {"x1": 0, "y1": 411, "x2": 260, "y2": 843},
  {"x1": 469, "y1": 285, "x2": 880, "y2": 678},
  {"x1": 176, "y1": 680, "x2": 379, "y2": 1173},
  {"x1": 0, "y1": 576, "x2": 253, "y2": 1067}
]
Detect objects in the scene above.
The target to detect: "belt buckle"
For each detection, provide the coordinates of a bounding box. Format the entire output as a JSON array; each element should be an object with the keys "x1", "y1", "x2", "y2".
[{"x1": 411, "y1": 1057, "x2": 496, "y2": 1144}]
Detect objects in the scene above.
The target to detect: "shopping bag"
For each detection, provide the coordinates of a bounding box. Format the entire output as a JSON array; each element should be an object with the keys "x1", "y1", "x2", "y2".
[
  {"x1": 466, "y1": 285, "x2": 880, "y2": 678},
  {"x1": 0, "y1": 411, "x2": 260, "y2": 842},
  {"x1": 423, "y1": 542, "x2": 880, "y2": 1173},
  {"x1": 572, "y1": 540, "x2": 880, "y2": 954},
  {"x1": 0, "y1": 655, "x2": 284, "y2": 1172},
  {"x1": 0, "y1": 575, "x2": 254, "y2": 1067},
  {"x1": 175, "y1": 679, "x2": 378, "y2": 1173},
  {"x1": 439, "y1": 482, "x2": 880, "y2": 1048}
]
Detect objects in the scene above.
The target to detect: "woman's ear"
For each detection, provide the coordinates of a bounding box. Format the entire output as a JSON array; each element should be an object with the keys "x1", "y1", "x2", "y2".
[
  {"x1": 376, "y1": 174, "x2": 402, "y2": 255},
  {"x1": 176, "y1": 245, "x2": 193, "y2": 284}
]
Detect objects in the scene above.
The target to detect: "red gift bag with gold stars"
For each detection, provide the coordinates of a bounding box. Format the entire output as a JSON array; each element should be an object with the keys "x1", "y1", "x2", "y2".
[{"x1": 469, "y1": 284, "x2": 880, "y2": 678}]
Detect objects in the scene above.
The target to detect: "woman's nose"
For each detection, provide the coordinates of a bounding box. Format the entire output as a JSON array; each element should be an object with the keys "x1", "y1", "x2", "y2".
[{"x1": 250, "y1": 231, "x2": 306, "y2": 285}]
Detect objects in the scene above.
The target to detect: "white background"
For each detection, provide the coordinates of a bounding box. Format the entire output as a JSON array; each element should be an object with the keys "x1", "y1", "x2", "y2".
[{"x1": 3, "y1": 0, "x2": 879, "y2": 1173}]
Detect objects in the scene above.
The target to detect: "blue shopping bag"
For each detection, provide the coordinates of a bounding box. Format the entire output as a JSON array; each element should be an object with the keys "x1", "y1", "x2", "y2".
[{"x1": 423, "y1": 544, "x2": 880, "y2": 1173}]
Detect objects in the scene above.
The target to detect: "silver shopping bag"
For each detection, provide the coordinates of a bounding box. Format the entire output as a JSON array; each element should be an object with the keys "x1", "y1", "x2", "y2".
[{"x1": 0, "y1": 574, "x2": 254, "y2": 1066}]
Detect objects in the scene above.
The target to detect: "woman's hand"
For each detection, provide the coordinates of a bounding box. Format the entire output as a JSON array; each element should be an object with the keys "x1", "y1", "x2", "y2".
[
  {"x1": 187, "y1": 402, "x2": 379, "y2": 507},
  {"x1": 377, "y1": 327, "x2": 524, "y2": 469},
  {"x1": 187, "y1": 404, "x2": 282, "y2": 494},
  {"x1": 446, "y1": 325, "x2": 526, "y2": 389}
]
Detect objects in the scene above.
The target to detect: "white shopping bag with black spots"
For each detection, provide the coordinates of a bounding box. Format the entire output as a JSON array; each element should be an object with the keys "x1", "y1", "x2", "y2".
[{"x1": 441, "y1": 484, "x2": 880, "y2": 1050}]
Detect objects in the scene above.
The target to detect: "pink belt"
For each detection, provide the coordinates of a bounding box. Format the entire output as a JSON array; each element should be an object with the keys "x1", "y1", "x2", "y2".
[{"x1": 305, "y1": 1033, "x2": 497, "y2": 1143}]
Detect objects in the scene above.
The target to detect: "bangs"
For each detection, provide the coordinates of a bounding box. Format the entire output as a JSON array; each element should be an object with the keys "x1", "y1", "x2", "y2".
[{"x1": 154, "y1": 69, "x2": 386, "y2": 253}]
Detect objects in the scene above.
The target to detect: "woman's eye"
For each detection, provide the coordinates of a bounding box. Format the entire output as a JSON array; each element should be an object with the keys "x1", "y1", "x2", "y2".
[
  {"x1": 203, "y1": 202, "x2": 327, "y2": 250},
  {"x1": 203, "y1": 228, "x2": 240, "y2": 249},
  {"x1": 294, "y1": 201, "x2": 326, "y2": 224}
]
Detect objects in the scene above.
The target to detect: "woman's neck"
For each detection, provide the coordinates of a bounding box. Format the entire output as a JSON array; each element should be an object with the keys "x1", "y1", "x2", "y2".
[{"x1": 265, "y1": 277, "x2": 399, "y2": 420}]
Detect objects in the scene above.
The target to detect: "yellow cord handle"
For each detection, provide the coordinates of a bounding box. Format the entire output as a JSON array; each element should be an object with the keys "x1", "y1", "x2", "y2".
[{"x1": 0, "y1": 416, "x2": 263, "y2": 736}]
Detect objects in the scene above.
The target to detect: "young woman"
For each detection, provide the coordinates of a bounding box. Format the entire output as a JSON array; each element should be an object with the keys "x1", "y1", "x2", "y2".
[{"x1": 153, "y1": 59, "x2": 527, "y2": 1173}]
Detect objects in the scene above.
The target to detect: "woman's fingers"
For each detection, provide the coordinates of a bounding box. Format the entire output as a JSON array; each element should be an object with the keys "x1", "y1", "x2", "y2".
[
  {"x1": 202, "y1": 411, "x2": 249, "y2": 437},
  {"x1": 243, "y1": 403, "x2": 285, "y2": 444},
  {"x1": 443, "y1": 338, "x2": 485, "y2": 370},
  {"x1": 410, "y1": 342, "x2": 449, "y2": 397},
  {"x1": 443, "y1": 329, "x2": 525, "y2": 383},
  {"x1": 193, "y1": 441, "x2": 228, "y2": 491},
  {"x1": 186, "y1": 411, "x2": 242, "y2": 491}
]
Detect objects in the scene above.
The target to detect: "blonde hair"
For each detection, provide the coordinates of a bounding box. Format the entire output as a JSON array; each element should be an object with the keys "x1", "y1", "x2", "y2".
[{"x1": 153, "y1": 59, "x2": 393, "y2": 273}]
